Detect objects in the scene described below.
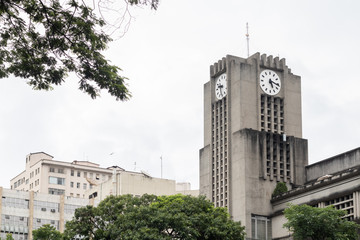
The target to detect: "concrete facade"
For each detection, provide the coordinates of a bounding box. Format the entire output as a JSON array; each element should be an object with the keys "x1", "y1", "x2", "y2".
[
  {"x1": 200, "y1": 53, "x2": 308, "y2": 239},
  {"x1": 200, "y1": 53, "x2": 360, "y2": 240},
  {"x1": 0, "y1": 187, "x2": 98, "y2": 240},
  {"x1": 306, "y1": 147, "x2": 360, "y2": 182},
  {"x1": 271, "y1": 165, "x2": 360, "y2": 239},
  {"x1": 86, "y1": 171, "x2": 198, "y2": 201}
]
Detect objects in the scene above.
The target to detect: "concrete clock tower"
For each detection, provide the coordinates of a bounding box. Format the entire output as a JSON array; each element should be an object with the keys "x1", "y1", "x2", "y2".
[{"x1": 199, "y1": 53, "x2": 308, "y2": 239}]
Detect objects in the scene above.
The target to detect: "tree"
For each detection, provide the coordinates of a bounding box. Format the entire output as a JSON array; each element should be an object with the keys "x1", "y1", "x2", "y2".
[
  {"x1": 64, "y1": 194, "x2": 246, "y2": 240},
  {"x1": 32, "y1": 224, "x2": 63, "y2": 240},
  {"x1": 0, "y1": 234, "x2": 14, "y2": 240},
  {"x1": 0, "y1": 0, "x2": 158, "y2": 100},
  {"x1": 283, "y1": 204, "x2": 359, "y2": 240},
  {"x1": 272, "y1": 182, "x2": 288, "y2": 198}
]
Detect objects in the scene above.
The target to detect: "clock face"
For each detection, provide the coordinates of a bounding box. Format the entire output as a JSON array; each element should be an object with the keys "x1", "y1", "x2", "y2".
[
  {"x1": 215, "y1": 73, "x2": 227, "y2": 100},
  {"x1": 259, "y1": 70, "x2": 281, "y2": 95}
]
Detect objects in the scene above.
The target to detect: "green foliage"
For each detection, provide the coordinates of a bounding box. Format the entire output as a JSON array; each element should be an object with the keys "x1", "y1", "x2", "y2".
[
  {"x1": 272, "y1": 182, "x2": 288, "y2": 197},
  {"x1": 5, "y1": 233, "x2": 14, "y2": 240},
  {"x1": 283, "y1": 204, "x2": 359, "y2": 240},
  {"x1": 0, "y1": 0, "x2": 158, "y2": 100},
  {"x1": 64, "y1": 194, "x2": 246, "y2": 240},
  {"x1": 32, "y1": 224, "x2": 63, "y2": 240},
  {"x1": 0, "y1": 233, "x2": 14, "y2": 240}
]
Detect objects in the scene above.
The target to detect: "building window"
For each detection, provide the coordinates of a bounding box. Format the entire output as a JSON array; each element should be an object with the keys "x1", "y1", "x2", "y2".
[
  {"x1": 71, "y1": 170, "x2": 74, "y2": 176},
  {"x1": 2, "y1": 197, "x2": 29, "y2": 209},
  {"x1": 49, "y1": 176, "x2": 65, "y2": 185},
  {"x1": 77, "y1": 171, "x2": 81, "y2": 177},
  {"x1": 48, "y1": 188, "x2": 65, "y2": 195},
  {"x1": 84, "y1": 172, "x2": 87, "y2": 178},
  {"x1": 58, "y1": 168, "x2": 64, "y2": 174},
  {"x1": 251, "y1": 215, "x2": 272, "y2": 240},
  {"x1": 34, "y1": 200, "x2": 59, "y2": 212},
  {"x1": 76, "y1": 182, "x2": 80, "y2": 188},
  {"x1": 64, "y1": 204, "x2": 82, "y2": 214},
  {"x1": 83, "y1": 183, "x2": 87, "y2": 190},
  {"x1": 324, "y1": 193, "x2": 354, "y2": 221},
  {"x1": 49, "y1": 168, "x2": 55, "y2": 173},
  {"x1": 70, "y1": 182, "x2": 74, "y2": 188}
]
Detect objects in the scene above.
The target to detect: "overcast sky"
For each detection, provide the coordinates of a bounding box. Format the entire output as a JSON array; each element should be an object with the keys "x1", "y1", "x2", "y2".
[{"x1": 1, "y1": 0, "x2": 360, "y2": 190}]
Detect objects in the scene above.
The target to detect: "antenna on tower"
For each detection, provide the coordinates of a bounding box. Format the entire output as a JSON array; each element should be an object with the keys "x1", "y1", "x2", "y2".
[
  {"x1": 160, "y1": 156, "x2": 163, "y2": 178},
  {"x1": 246, "y1": 22, "x2": 250, "y2": 57}
]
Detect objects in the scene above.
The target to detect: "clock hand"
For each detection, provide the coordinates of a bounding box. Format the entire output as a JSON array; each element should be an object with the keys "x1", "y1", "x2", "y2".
[
  {"x1": 270, "y1": 80, "x2": 280, "y2": 87},
  {"x1": 269, "y1": 79, "x2": 274, "y2": 88}
]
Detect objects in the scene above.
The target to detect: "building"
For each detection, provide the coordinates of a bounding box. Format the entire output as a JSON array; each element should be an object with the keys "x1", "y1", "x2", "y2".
[
  {"x1": 0, "y1": 187, "x2": 98, "y2": 240},
  {"x1": 10, "y1": 152, "x2": 119, "y2": 198},
  {"x1": 6, "y1": 152, "x2": 198, "y2": 240},
  {"x1": 271, "y1": 147, "x2": 360, "y2": 239},
  {"x1": 199, "y1": 53, "x2": 360, "y2": 239},
  {"x1": 87, "y1": 170, "x2": 198, "y2": 201},
  {"x1": 11, "y1": 152, "x2": 198, "y2": 201}
]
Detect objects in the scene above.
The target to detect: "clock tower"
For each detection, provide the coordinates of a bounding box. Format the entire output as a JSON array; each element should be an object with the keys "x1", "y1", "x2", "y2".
[{"x1": 199, "y1": 53, "x2": 308, "y2": 239}]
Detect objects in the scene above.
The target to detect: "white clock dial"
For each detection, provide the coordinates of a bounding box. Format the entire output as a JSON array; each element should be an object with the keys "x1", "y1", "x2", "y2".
[
  {"x1": 215, "y1": 73, "x2": 227, "y2": 100},
  {"x1": 259, "y1": 70, "x2": 281, "y2": 95}
]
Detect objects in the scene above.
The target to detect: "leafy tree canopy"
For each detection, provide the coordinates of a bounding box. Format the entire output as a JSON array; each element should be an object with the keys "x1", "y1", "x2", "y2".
[
  {"x1": 283, "y1": 204, "x2": 359, "y2": 240},
  {"x1": 0, "y1": 0, "x2": 158, "y2": 100},
  {"x1": 272, "y1": 182, "x2": 288, "y2": 198},
  {"x1": 64, "y1": 194, "x2": 246, "y2": 240},
  {"x1": 0, "y1": 233, "x2": 15, "y2": 240},
  {"x1": 32, "y1": 224, "x2": 63, "y2": 240}
]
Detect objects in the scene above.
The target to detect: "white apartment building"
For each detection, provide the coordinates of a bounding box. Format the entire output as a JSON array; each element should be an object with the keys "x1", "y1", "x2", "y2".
[
  {"x1": 10, "y1": 152, "x2": 120, "y2": 198},
  {"x1": 0, "y1": 187, "x2": 98, "y2": 240}
]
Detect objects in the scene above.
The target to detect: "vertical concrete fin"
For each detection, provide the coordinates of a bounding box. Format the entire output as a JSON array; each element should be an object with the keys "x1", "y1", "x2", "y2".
[
  {"x1": 59, "y1": 195, "x2": 65, "y2": 233},
  {"x1": 29, "y1": 191, "x2": 34, "y2": 240},
  {"x1": 267, "y1": 55, "x2": 274, "y2": 68},
  {"x1": 214, "y1": 62, "x2": 219, "y2": 74},
  {"x1": 210, "y1": 65, "x2": 215, "y2": 76},
  {"x1": 280, "y1": 58, "x2": 286, "y2": 70},
  {"x1": 274, "y1": 57, "x2": 280, "y2": 69},
  {"x1": 218, "y1": 60, "x2": 223, "y2": 72},
  {"x1": 261, "y1": 54, "x2": 267, "y2": 67},
  {"x1": 222, "y1": 57, "x2": 226, "y2": 71}
]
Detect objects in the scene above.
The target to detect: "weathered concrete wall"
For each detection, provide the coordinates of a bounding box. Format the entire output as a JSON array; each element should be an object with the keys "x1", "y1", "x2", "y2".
[{"x1": 306, "y1": 147, "x2": 360, "y2": 182}]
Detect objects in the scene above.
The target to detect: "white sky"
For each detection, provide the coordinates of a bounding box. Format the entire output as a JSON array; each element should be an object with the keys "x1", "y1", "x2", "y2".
[{"x1": 1, "y1": 0, "x2": 360, "y2": 190}]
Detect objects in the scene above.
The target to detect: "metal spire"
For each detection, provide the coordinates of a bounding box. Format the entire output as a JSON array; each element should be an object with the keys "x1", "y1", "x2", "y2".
[{"x1": 246, "y1": 23, "x2": 250, "y2": 57}]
